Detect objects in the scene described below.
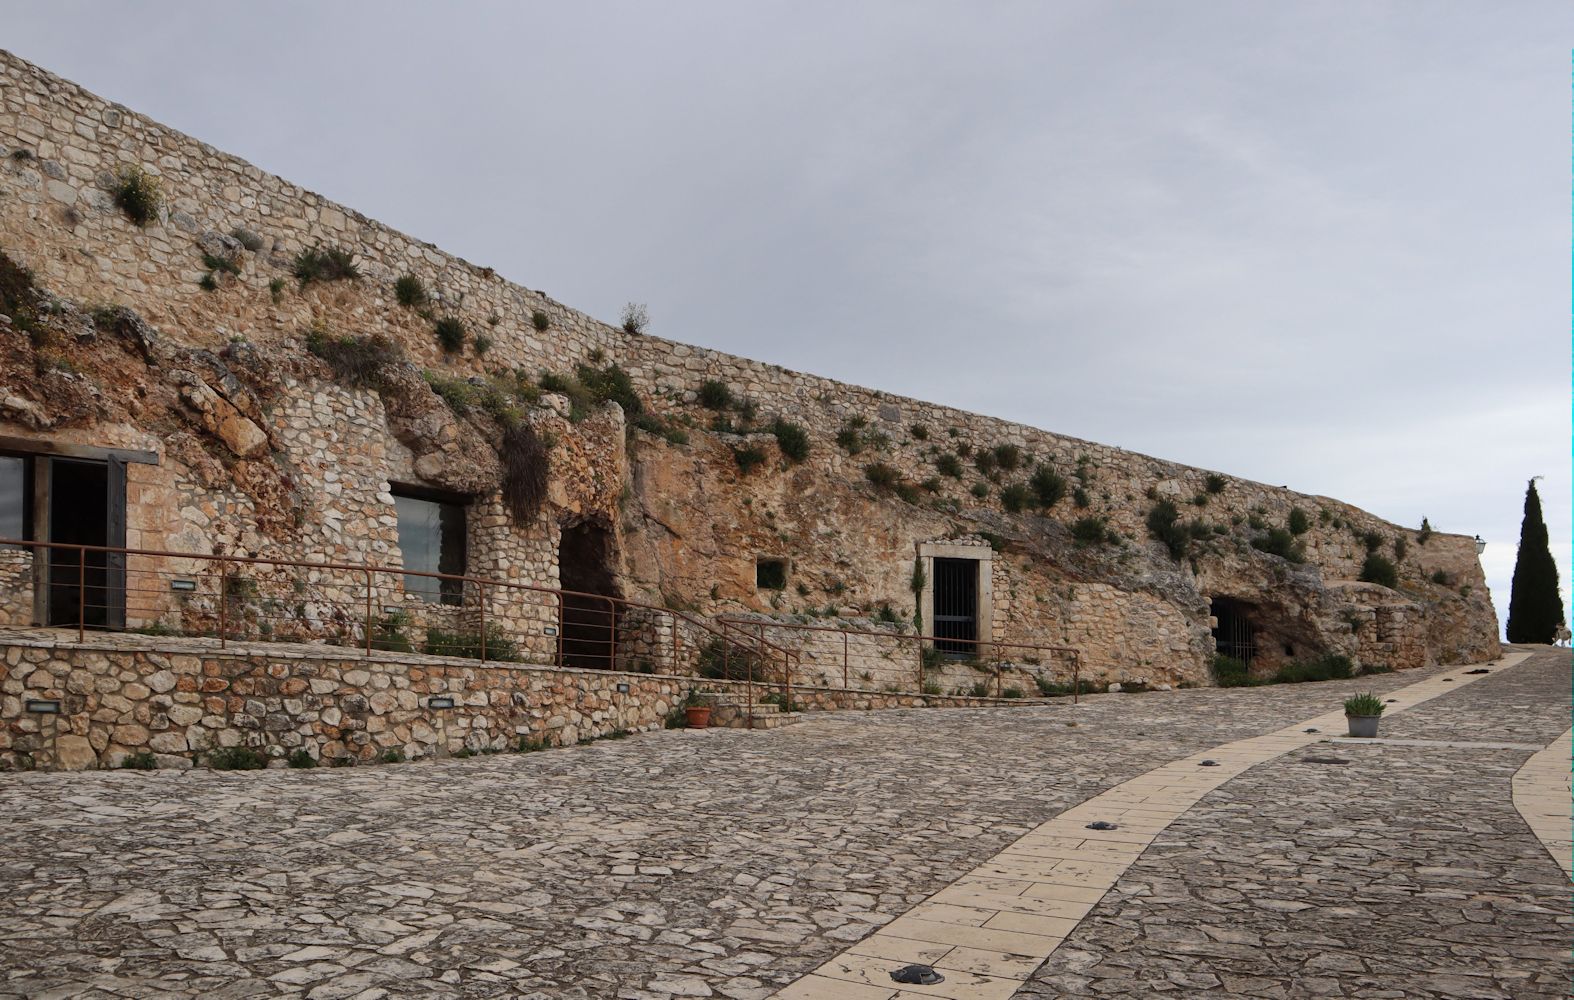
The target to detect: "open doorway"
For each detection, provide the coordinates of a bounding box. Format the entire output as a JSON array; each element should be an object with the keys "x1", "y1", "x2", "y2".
[
  {"x1": 45, "y1": 457, "x2": 125, "y2": 629},
  {"x1": 558, "y1": 521, "x2": 620, "y2": 669}
]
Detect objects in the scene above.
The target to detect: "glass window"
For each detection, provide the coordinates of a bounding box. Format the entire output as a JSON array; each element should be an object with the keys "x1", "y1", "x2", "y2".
[
  {"x1": 393, "y1": 491, "x2": 466, "y2": 605},
  {"x1": 0, "y1": 456, "x2": 25, "y2": 546}
]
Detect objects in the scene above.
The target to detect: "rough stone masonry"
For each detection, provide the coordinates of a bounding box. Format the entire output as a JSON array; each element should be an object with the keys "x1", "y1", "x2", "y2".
[{"x1": 0, "y1": 49, "x2": 1498, "y2": 767}]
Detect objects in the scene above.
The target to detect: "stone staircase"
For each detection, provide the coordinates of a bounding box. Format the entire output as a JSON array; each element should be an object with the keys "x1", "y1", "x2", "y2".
[{"x1": 703, "y1": 693, "x2": 804, "y2": 730}]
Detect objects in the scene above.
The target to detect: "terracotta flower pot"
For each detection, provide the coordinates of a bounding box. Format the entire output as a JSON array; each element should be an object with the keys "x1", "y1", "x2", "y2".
[{"x1": 684, "y1": 706, "x2": 712, "y2": 729}]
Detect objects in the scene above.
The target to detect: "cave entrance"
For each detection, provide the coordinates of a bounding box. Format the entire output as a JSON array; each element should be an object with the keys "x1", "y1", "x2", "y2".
[
  {"x1": 1210, "y1": 597, "x2": 1256, "y2": 665},
  {"x1": 558, "y1": 522, "x2": 621, "y2": 669}
]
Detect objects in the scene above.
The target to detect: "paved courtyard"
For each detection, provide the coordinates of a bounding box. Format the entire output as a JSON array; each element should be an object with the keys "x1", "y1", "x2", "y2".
[{"x1": 0, "y1": 648, "x2": 1567, "y2": 999}]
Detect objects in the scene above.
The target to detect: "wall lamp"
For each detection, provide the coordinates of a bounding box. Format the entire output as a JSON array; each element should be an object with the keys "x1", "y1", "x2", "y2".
[
  {"x1": 25, "y1": 699, "x2": 60, "y2": 714},
  {"x1": 427, "y1": 696, "x2": 456, "y2": 710},
  {"x1": 170, "y1": 579, "x2": 197, "y2": 592}
]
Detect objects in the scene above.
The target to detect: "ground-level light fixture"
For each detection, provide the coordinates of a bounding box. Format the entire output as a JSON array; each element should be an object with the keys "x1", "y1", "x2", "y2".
[
  {"x1": 170, "y1": 579, "x2": 197, "y2": 592},
  {"x1": 890, "y1": 965, "x2": 944, "y2": 985},
  {"x1": 25, "y1": 699, "x2": 60, "y2": 713},
  {"x1": 427, "y1": 696, "x2": 456, "y2": 710}
]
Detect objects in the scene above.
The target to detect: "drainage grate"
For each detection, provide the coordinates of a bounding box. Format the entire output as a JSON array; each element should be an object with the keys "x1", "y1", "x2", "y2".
[{"x1": 891, "y1": 965, "x2": 944, "y2": 985}]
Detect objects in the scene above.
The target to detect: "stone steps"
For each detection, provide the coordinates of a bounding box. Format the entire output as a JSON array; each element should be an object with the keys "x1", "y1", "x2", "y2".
[{"x1": 703, "y1": 695, "x2": 804, "y2": 730}]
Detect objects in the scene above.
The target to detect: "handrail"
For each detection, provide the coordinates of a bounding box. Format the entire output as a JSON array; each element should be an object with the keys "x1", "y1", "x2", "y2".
[
  {"x1": 0, "y1": 535, "x2": 787, "y2": 667},
  {"x1": 716, "y1": 613, "x2": 1084, "y2": 703},
  {"x1": 0, "y1": 536, "x2": 794, "y2": 672}
]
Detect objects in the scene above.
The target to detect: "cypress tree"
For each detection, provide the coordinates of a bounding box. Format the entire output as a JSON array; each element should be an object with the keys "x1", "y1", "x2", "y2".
[{"x1": 1506, "y1": 478, "x2": 1565, "y2": 643}]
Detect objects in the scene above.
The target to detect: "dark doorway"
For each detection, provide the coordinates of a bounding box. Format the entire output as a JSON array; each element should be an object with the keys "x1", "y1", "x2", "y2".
[
  {"x1": 46, "y1": 458, "x2": 125, "y2": 629},
  {"x1": 932, "y1": 557, "x2": 979, "y2": 657},
  {"x1": 558, "y1": 522, "x2": 620, "y2": 669},
  {"x1": 1211, "y1": 597, "x2": 1256, "y2": 665}
]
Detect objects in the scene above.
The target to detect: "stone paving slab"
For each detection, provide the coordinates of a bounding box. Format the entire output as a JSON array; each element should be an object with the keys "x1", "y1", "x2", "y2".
[
  {"x1": 779, "y1": 651, "x2": 1536, "y2": 998},
  {"x1": 1513, "y1": 726, "x2": 1573, "y2": 877},
  {"x1": 0, "y1": 651, "x2": 1549, "y2": 999},
  {"x1": 1022, "y1": 646, "x2": 1570, "y2": 999}
]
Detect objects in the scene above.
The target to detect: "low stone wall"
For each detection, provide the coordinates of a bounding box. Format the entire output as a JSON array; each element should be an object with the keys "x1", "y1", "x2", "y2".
[
  {"x1": 0, "y1": 637, "x2": 688, "y2": 770},
  {"x1": 0, "y1": 635, "x2": 1060, "y2": 770}
]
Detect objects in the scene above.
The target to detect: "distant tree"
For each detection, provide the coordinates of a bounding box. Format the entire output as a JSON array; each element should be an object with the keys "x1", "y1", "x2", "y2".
[{"x1": 1506, "y1": 478, "x2": 1565, "y2": 644}]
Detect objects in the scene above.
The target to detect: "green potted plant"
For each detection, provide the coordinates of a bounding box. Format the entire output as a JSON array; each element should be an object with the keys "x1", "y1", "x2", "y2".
[
  {"x1": 1343, "y1": 691, "x2": 1384, "y2": 738},
  {"x1": 683, "y1": 691, "x2": 713, "y2": 730}
]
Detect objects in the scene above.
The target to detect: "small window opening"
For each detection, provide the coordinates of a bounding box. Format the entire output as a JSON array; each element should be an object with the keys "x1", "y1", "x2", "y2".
[
  {"x1": 1283, "y1": 642, "x2": 1295, "y2": 657},
  {"x1": 392, "y1": 487, "x2": 467, "y2": 605},
  {"x1": 756, "y1": 558, "x2": 788, "y2": 591}
]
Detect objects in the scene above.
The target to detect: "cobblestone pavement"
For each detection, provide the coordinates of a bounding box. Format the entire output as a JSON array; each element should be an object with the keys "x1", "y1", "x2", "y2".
[
  {"x1": 0, "y1": 652, "x2": 1557, "y2": 999},
  {"x1": 1024, "y1": 647, "x2": 1571, "y2": 999}
]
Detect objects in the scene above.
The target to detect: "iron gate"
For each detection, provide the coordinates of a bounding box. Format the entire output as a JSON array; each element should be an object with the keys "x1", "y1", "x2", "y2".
[{"x1": 932, "y1": 557, "x2": 978, "y2": 656}]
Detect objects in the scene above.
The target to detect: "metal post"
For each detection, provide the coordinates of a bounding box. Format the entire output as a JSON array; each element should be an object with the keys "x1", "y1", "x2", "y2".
[
  {"x1": 479, "y1": 582, "x2": 487, "y2": 663},
  {"x1": 77, "y1": 547, "x2": 85, "y2": 644},
  {"x1": 1073, "y1": 652, "x2": 1081, "y2": 705},
  {"x1": 842, "y1": 631, "x2": 848, "y2": 689},
  {"x1": 916, "y1": 638, "x2": 923, "y2": 693},
  {"x1": 218, "y1": 560, "x2": 227, "y2": 650},
  {"x1": 606, "y1": 597, "x2": 617, "y2": 671},
  {"x1": 745, "y1": 633, "x2": 754, "y2": 730},
  {"x1": 363, "y1": 569, "x2": 372, "y2": 656},
  {"x1": 555, "y1": 593, "x2": 564, "y2": 667}
]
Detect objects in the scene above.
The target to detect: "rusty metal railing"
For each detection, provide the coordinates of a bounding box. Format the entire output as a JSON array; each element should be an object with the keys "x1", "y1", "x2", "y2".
[
  {"x1": 0, "y1": 538, "x2": 792, "y2": 696},
  {"x1": 0, "y1": 539, "x2": 1085, "y2": 724},
  {"x1": 716, "y1": 615, "x2": 1085, "y2": 703}
]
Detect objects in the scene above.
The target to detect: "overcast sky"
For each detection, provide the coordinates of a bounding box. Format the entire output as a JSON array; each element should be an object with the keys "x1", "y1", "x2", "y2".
[{"x1": 8, "y1": 1, "x2": 1569, "y2": 631}]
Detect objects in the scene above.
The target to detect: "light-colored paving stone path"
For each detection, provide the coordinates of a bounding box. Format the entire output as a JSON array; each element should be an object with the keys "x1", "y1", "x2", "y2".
[
  {"x1": 1513, "y1": 726, "x2": 1572, "y2": 877},
  {"x1": 1, "y1": 648, "x2": 1561, "y2": 999},
  {"x1": 1022, "y1": 646, "x2": 1571, "y2": 999},
  {"x1": 777, "y1": 651, "x2": 1535, "y2": 999}
]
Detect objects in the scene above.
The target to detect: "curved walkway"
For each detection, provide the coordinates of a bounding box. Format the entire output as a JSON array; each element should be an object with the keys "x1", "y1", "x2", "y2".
[{"x1": 776, "y1": 651, "x2": 1538, "y2": 999}]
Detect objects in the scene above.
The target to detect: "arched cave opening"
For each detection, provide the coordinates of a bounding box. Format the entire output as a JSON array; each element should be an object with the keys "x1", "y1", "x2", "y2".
[
  {"x1": 1210, "y1": 597, "x2": 1257, "y2": 665},
  {"x1": 559, "y1": 521, "x2": 622, "y2": 669}
]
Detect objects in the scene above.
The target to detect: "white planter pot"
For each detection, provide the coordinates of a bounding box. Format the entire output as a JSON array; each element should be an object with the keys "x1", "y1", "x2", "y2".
[{"x1": 1346, "y1": 713, "x2": 1380, "y2": 738}]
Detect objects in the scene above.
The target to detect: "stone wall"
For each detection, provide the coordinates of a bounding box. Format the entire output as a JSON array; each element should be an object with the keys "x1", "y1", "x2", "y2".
[
  {"x1": 0, "y1": 50, "x2": 1500, "y2": 686},
  {"x1": 0, "y1": 636, "x2": 690, "y2": 770},
  {"x1": 0, "y1": 635, "x2": 1056, "y2": 771}
]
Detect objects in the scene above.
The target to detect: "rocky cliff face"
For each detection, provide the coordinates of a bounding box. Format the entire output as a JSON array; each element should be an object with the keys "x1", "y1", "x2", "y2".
[{"x1": 0, "y1": 49, "x2": 1499, "y2": 686}]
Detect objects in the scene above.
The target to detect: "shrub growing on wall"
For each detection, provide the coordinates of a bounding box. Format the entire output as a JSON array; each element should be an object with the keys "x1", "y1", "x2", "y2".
[
  {"x1": 1000, "y1": 482, "x2": 1033, "y2": 513},
  {"x1": 698, "y1": 379, "x2": 734, "y2": 410},
  {"x1": 1360, "y1": 553, "x2": 1399, "y2": 588},
  {"x1": 395, "y1": 274, "x2": 427, "y2": 308},
  {"x1": 620, "y1": 302, "x2": 649, "y2": 334},
  {"x1": 1029, "y1": 464, "x2": 1067, "y2": 508},
  {"x1": 500, "y1": 422, "x2": 550, "y2": 523},
  {"x1": 1288, "y1": 507, "x2": 1310, "y2": 535},
  {"x1": 771, "y1": 419, "x2": 810, "y2": 462},
  {"x1": 936, "y1": 453, "x2": 964, "y2": 478},
  {"x1": 992, "y1": 444, "x2": 1022, "y2": 471},
  {"x1": 305, "y1": 329, "x2": 401, "y2": 388},
  {"x1": 293, "y1": 246, "x2": 360, "y2": 286},
  {"x1": 1147, "y1": 499, "x2": 1189, "y2": 560},
  {"x1": 112, "y1": 165, "x2": 161, "y2": 226},
  {"x1": 433, "y1": 315, "x2": 467, "y2": 354}
]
